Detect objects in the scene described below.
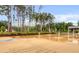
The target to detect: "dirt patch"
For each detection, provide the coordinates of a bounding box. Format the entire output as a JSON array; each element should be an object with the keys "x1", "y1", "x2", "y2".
[{"x1": 0, "y1": 34, "x2": 79, "y2": 53}]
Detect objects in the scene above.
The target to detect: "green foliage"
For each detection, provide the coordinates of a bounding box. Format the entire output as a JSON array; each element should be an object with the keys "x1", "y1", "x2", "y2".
[
  {"x1": 0, "y1": 21, "x2": 8, "y2": 28},
  {"x1": 32, "y1": 12, "x2": 55, "y2": 32},
  {"x1": 0, "y1": 21, "x2": 7, "y2": 32},
  {"x1": 77, "y1": 21, "x2": 79, "y2": 26},
  {"x1": 0, "y1": 26, "x2": 6, "y2": 32},
  {"x1": 54, "y1": 22, "x2": 73, "y2": 32},
  {"x1": 0, "y1": 32, "x2": 55, "y2": 36}
]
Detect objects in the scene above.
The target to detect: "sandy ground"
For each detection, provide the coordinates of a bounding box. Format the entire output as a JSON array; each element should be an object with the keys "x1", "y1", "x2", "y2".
[
  {"x1": 0, "y1": 34, "x2": 79, "y2": 53},
  {"x1": 0, "y1": 37, "x2": 12, "y2": 40}
]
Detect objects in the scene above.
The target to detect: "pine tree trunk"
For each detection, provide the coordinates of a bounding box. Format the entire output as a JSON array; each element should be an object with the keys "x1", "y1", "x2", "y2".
[
  {"x1": 8, "y1": 6, "x2": 12, "y2": 32},
  {"x1": 22, "y1": 14, "x2": 25, "y2": 32},
  {"x1": 40, "y1": 22, "x2": 43, "y2": 32}
]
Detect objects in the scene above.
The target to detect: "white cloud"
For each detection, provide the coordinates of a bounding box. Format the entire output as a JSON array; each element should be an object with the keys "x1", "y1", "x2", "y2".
[{"x1": 54, "y1": 14, "x2": 79, "y2": 25}]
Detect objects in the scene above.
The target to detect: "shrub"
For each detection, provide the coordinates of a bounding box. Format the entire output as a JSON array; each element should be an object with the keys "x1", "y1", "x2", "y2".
[
  {"x1": 0, "y1": 26, "x2": 6, "y2": 32},
  {"x1": 0, "y1": 32, "x2": 55, "y2": 36}
]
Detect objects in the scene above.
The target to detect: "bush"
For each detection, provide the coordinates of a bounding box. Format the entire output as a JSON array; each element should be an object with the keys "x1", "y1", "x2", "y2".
[
  {"x1": 0, "y1": 26, "x2": 6, "y2": 32},
  {"x1": 0, "y1": 32, "x2": 55, "y2": 36}
]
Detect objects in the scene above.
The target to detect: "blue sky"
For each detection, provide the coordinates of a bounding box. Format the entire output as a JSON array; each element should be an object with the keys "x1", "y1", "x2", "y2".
[
  {"x1": 35, "y1": 5, "x2": 79, "y2": 15},
  {"x1": 35, "y1": 5, "x2": 79, "y2": 25}
]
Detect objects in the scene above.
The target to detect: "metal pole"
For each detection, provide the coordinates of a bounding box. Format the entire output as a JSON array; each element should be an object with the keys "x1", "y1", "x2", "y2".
[
  {"x1": 68, "y1": 28, "x2": 69, "y2": 41},
  {"x1": 73, "y1": 29, "x2": 75, "y2": 40},
  {"x1": 58, "y1": 31, "x2": 60, "y2": 41},
  {"x1": 38, "y1": 32, "x2": 40, "y2": 38}
]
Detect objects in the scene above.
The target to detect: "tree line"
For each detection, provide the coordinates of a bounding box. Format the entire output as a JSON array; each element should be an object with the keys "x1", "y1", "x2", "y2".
[{"x1": 0, "y1": 5, "x2": 78, "y2": 33}]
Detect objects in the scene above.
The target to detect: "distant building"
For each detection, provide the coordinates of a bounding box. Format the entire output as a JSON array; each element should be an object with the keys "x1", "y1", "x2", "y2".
[
  {"x1": 68, "y1": 26, "x2": 79, "y2": 30},
  {"x1": 68, "y1": 26, "x2": 79, "y2": 44}
]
